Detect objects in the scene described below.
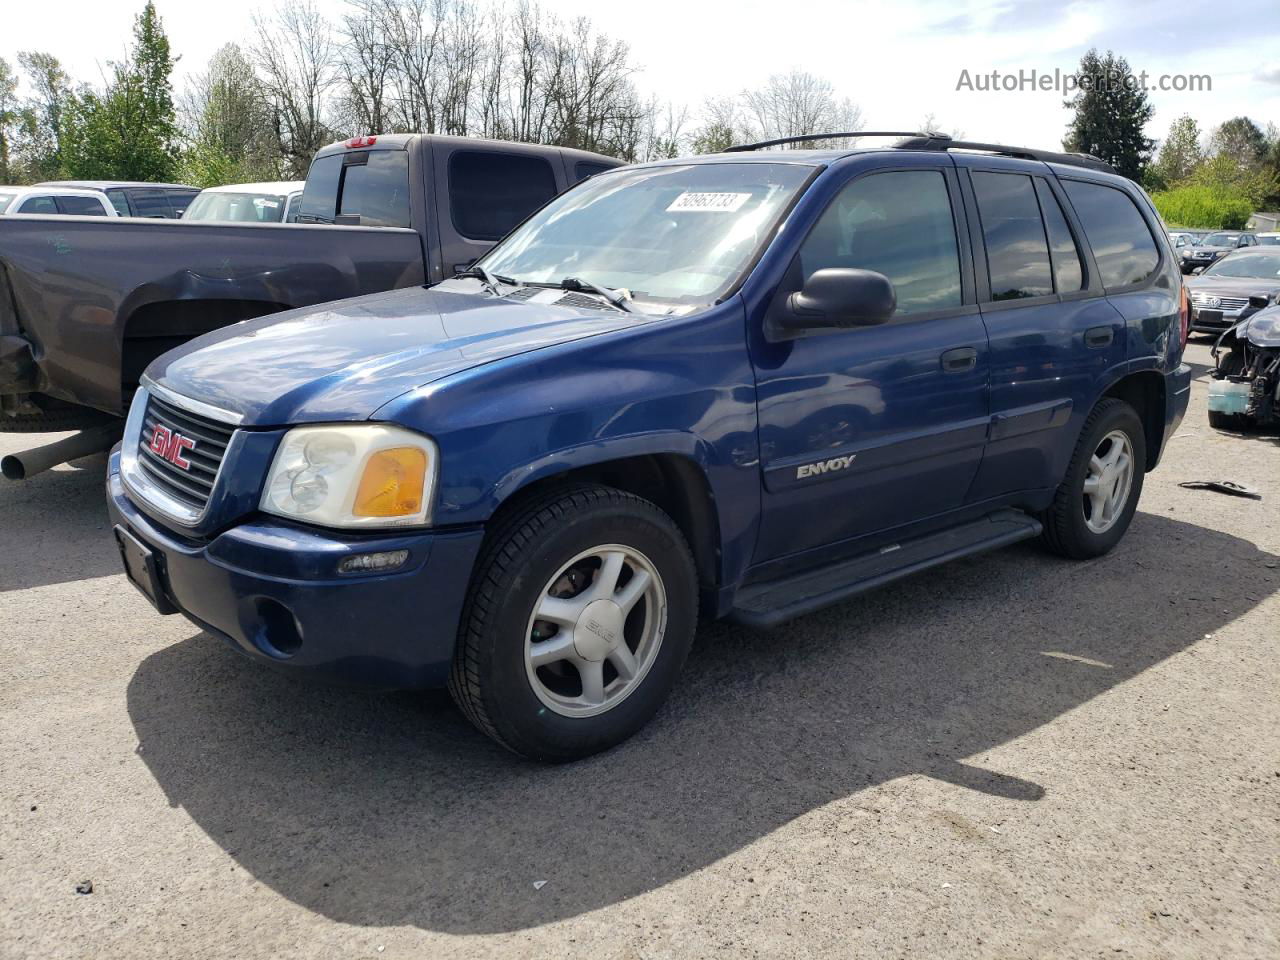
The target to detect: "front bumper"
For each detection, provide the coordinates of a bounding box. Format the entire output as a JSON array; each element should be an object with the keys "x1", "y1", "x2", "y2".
[{"x1": 107, "y1": 448, "x2": 485, "y2": 689}]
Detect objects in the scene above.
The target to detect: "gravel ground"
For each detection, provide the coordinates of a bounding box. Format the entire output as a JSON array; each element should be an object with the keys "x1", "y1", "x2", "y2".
[{"x1": 1, "y1": 339, "x2": 1277, "y2": 959}]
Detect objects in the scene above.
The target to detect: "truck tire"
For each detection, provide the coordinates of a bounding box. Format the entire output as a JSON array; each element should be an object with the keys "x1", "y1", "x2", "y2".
[
  {"x1": 1039, "y1": 398, "x2": 1146, "y2": 560},
  {"x1": 449, "y1": 483, "x2": 698, "y2": 762}
]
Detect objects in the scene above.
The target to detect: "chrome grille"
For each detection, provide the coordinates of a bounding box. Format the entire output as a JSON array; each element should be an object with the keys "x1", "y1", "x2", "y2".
[
  {"x1": 137, "y1": 393, "x2": 233, "y2": 511},
  {"x1": 1190, "y1": 292, "x2": 1249, "y2": 310}
]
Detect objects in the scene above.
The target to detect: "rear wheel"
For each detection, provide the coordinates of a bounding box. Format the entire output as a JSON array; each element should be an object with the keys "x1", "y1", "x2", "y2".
[
  {"x1": 1040, "y1": 398, "x2": 1146, "y2": 560},
  {"x1": 449, "y1": 484, "x2": 698, "y2": 761}
]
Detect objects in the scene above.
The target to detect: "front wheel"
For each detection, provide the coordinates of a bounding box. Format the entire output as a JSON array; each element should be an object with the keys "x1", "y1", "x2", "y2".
[
  {"x1": 449, "y1": 484, "x2": 698, "y2": 761},
  {"x1": 1039, "y1": 398, "x2": 1146, "y2": 560}
]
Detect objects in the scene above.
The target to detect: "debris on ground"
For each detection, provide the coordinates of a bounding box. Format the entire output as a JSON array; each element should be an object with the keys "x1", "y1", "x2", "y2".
[
  {"x1": 1177, "y1": 480, "x2": 1263, "y2": 500},
  {"x1": 533, "y1": 880, "x2": 547, "y2": 890},
  {"x1": 74, "y1": 880, "x2": 93, "y2": 895}
]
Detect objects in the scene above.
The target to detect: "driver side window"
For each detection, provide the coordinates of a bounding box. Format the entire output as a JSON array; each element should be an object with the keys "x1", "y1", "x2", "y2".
[{"x1": 798, "y1": 170, "x2": 962, "y2": 316}]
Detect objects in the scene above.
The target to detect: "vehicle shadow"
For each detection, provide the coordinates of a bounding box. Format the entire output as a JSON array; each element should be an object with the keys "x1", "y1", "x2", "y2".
[
  {"x1": 0, "y1": 451, "x2": 119, "y2": 593},
  {"x1": 126, "y1": 512, "x2": 1278, "y2": 934}
]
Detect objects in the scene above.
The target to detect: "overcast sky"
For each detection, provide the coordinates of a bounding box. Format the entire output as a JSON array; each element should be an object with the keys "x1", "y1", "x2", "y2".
[{"x1": 5, "y1": 0, "x2": 1279, "y2": 149}]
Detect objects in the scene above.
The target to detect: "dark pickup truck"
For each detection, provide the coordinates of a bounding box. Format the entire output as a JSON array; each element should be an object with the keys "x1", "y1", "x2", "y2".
[{"x1": 0, "y1": 134, "x2": 621, "y2": 435}]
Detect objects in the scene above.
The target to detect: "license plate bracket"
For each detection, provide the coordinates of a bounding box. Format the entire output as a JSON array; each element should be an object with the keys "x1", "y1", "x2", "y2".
[
  {"x1": 1196, "y1": 308, "x2": 1224, "y2": 325},
  {"x1": 114, "y1": 525, "x2": 177, "y2": 615}
]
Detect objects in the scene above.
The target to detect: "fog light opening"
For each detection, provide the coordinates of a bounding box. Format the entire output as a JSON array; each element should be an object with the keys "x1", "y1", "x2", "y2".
[
  {"x1": 338, "y1": 549, "x2": 410, "y2": 575},
  {"x1": 252, "y1": 597, "x2": 303, "y2": 658}
]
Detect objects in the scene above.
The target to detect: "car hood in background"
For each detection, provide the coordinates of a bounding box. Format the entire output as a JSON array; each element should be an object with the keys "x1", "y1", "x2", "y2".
[
  {"x1": 147, "y1": 284, "x2": 640, "y2": 426},
  {"x1": 1185, "y1": 276, "x2": 1280, "y2": 300}
]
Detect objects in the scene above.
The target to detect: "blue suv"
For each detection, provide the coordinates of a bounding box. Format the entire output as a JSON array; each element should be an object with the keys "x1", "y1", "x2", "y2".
[{"x1": 107, "y1": 133, "x2": 1192, "y2": 760}]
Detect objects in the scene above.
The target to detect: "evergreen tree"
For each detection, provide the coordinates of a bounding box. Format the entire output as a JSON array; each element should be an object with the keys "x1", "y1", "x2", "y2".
[
  {"x1": 61, "y1": 3, "x2": 180, "y2": 181},
  {"x1": 1063, "y1": 49, "x2": 1154, "y2": 181}
]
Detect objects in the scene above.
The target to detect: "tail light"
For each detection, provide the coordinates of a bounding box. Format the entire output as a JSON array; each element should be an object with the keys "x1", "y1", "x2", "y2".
[
  {"x1": 345, "y1": 136, "x2": 378, "y2": 149},
  {"x1": 1179, "y1": 283, "x2": 1189, "y2": 347}
]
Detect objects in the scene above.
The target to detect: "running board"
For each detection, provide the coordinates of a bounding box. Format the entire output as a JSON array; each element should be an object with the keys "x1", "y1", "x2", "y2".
[{"x1": 728, "y1": 510, "x2": 1042, "y2": 628}]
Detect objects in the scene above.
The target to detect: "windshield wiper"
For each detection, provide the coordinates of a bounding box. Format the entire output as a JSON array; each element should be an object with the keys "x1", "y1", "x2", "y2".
[
  {"x1": 556, "y1": 276, "x2": 635, "y2": 313},
  {"x1": 455, "y1": 264, "x2": 519, "y2": 297}
]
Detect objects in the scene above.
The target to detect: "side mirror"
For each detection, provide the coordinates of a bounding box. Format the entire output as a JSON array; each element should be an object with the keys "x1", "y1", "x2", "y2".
[{"x1": 777, "y1": 268, "x2": 896, "y2": 335}]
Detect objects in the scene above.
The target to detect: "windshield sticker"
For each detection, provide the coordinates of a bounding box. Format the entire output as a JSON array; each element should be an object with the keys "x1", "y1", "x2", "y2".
[{"x1": 666, "y1": 192, "x2": 751, "y2": 213}]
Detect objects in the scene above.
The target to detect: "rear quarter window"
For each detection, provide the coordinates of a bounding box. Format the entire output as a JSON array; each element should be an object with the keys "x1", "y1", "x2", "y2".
[
  {"x1": 297, "y1": 150, "x2": 410, "y2": 227},
  {"x1": 1062, "y1": 180, "x2": 1160, "y2": 288},
  {"x1": 574, "y1": 161, "x2": 615, "y2": 183},
  {"x1": 449, "y1": 150, "x2": 558, "y2": 241}
]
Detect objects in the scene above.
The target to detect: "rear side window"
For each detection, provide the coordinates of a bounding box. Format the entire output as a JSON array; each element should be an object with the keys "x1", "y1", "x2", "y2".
[
  {"x1": 338, "y1": 150, "x2": 411, "y2": 227},
  {"x1": 17, "y1": 195, "x2": 58, "y2": 214},
  {"x1": 799, "y1": 169, "x2": 962, "y2": 316},
  {"x1": 450, "y1": 150, "x2": 558, "y2": 241},
  {"x1": 972, "y1": 172, "x2": 1053, "y2": 300},
  {"x1": 1062, "y1": 180, "x2": 1159, "y2": 288},
  {"x1": 298, "y1": 150, "x2": 410, "y2": 227},
  {"x1": 130, "y1": 190, "x2": 175, "y2": 218},
  {"x1": 57, "y1": 195, "x2": 109, "y2": 216},
  {"x1": 169, "y1": 190, "x2": 198, "y2": 217},
  {"x1": 105, "y1": 189, "x2": 131, "y2": 216},
  {"x1": 574, "y1": 161, "x2": 614, "y2": 183},
  {"x1": 1034, "y1": 179, "x2": 1084, "y2": 292}
]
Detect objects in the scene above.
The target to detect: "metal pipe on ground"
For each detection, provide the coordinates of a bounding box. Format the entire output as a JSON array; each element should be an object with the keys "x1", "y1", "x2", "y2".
[{"x1": 1, "y1": 423, "x2": 122, "y2": 481}]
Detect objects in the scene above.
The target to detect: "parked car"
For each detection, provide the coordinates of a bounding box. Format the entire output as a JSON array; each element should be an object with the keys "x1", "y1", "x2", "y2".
[
  {"x1": 182, "y1": 181, "x2": 306, "y2": 223},
  {"x1": 1167, "y1": 230, "x2": 1196, "y2": 250},
  {"x1": 36, "y1": 180, "x2": 200, "y2": 218},
  {"x1": 1258, "y1": 231, "x2": 1280, "y2": 246},
  {"x1": 1184, "y1": 247, "x2": 1280, "y2": 334},
  {"x1": 106, "y1": 132, "x2": 1191, "y2": 761},
  {"x1": 1, "y1": 135, "x2": 622, "y2": 436},
  {"x1": 1179, "y1": 231, "x2": 1258, "y2": 273},
  {"x1": 0, "y1": 185, "x2": 118, "y2": 217}
]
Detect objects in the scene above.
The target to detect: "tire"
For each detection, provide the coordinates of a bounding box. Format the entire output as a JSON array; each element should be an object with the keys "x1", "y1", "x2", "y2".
[
  {"x1": 1039, "y1": 398, "x2": 1146, "y2": 560},
  {"x1": 449, "y1": 483, "x2": 698, "y2": 761},
  {"x1": 1207, "y1": 410, "x2": 1251, "y2": 431}
]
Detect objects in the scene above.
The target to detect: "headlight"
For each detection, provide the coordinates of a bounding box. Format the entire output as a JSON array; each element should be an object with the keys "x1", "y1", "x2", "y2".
[{"x1": 260, "y1": 424, "x2": 438, "y2": 528}]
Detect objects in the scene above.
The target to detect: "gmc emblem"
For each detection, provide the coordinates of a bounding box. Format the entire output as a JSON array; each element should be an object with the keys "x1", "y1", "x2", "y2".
[{"x1": 148, "y1": 425, "x2": 196, "y2": 470}]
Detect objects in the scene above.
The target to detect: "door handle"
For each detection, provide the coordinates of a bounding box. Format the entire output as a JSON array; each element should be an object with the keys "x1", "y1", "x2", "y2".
[
  {"x1": 1085, "y1": 326, "x2": 1114, "y2": 348},
  {"x1": 940, "y1": 347, "x2": 978, "y2": 373}
]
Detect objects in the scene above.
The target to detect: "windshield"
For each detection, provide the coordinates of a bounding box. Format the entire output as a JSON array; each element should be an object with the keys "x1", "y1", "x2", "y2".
[
  {"x1": 1203, "y1": 254, "x2": 1280, "y2": 279},
  {"x1": 1202, "y1": 233, "x2": 1238, "y2": 246},
  {"x1": 183, "y1": 191, "x2": 287, "y2": 223},
  {"x1": 478, "y1": 162, "x2": 815, "y2": 309},
  {"x1": 0, "y1": 193, "x2": 13, "y2": 214},
  {"x1": 1259, "y1": 236, "x2": 1280, "y2": 246}
]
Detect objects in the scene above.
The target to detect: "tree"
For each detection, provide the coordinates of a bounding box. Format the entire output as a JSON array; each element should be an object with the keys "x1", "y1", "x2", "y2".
[
  {"x1": 1209, "y1": 116, "x2": 1267, "y2": 170},
  {"x1": 740, "y1": 70, "x2": 862, "y2": 147},
  {"x1": 0, "y1": 59, "x2": 17, "y2": 183},
  {"x1": 251, "y1": 0, "x2": 339, "y2": 177},
  {"x1": 1151, "y1": 115, "x2": 1201, "y2": 188},
  {"x1": 1063, "y1": 49, "x2": 1154, "y2": 180},
  {"x1": 13, "y1": 51, "x2": 70, "y2": 182},
  {"x1": 60, "y1": 3, "x2": 180, "y2": 181},
  {"x1": 690, "y1": 97, "x2": 741, "y2": 154},
  {"x1": 179, "y1": 44, "x2": 275, "y2": 186}
]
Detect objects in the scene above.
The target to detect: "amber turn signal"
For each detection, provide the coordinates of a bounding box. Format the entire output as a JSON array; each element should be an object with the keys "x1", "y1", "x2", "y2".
[{"x1": 353, "y1": 447, "x2": 428, "y2": 517}]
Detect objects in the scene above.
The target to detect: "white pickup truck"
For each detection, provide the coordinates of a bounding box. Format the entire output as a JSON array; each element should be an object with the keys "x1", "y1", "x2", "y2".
[{"x1": 0, "y1": 185, "x2": 119, "y2": 217}]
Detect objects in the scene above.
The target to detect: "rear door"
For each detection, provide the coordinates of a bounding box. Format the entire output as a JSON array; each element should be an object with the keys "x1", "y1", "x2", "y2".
[
  {"x1": 751, "y1": 156, "x2": 991, "y2": 563},
  {"x1": 955, "y1": 157, "x2": 1126, "y2": 500}
]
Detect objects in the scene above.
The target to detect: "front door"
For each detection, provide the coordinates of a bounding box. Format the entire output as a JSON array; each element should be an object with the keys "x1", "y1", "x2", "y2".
[{"x1": 750, "y1": 159, "x2": 990, "y2": 564}]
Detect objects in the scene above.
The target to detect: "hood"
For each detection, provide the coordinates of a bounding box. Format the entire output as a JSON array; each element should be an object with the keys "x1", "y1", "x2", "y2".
[
  {"x1": 1185, "y1": 275, "x2": 1280, "y2": 298},
  {"x1": 148, "y1": 283, "x2": 639, "y2": 426}
]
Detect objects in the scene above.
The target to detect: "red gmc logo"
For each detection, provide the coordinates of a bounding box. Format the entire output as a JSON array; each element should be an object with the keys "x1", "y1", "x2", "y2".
[{"x1": 149, "y1": 426, "x2": 196, "y2": 470}]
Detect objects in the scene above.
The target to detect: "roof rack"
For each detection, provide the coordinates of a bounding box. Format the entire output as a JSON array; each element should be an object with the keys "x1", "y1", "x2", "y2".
[
  {"x1": 896, "y1": 135, "x2": 1117, "y2": 174},
  {"x1": 723, "y1": 130, "x2": 1117, "y2": 175},
  {"x1": 723, "y1": 131, "x2": 934, "y2": 152}
]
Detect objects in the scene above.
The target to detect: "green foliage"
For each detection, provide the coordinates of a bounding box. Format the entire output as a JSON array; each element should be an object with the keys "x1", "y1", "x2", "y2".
[
  {"x1": 177, "y1": 44, "x2": 277, "y2": 187},
  {"x1": 59, "y1": 3, "x2": 180, "y2": 182},
  {"x1": 0, "y1": 58, "x2": 17, "y2": 183},
  {"x1": 13, "y1": 51, "x2": 70, "y2": 183},
  {"x1": 1191, "y1": 153, "x2": 1279, "y2": 208},
  {"x1": 1063, "y1": 49, "x2": 1155, "y2": 180},
  {"x1": 1151, "y1": 115, "x2": 1201, "y2": 189},
  {"x1": 690, "y1": 121, "x2": 736, "y2": 155},
  {"x1": 1151, "y1": 184, "x2": 1253, "y2": 230}
]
